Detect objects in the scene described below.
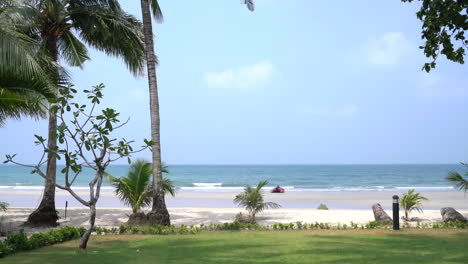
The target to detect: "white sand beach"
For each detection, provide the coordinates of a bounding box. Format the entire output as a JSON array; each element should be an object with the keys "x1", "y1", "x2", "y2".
[
  {"x1": 2, "y1": 207, "x2": 467, "y2": 235},
  {"x1": 1, "y1": 188, "x2": 467, "y2": 234}
]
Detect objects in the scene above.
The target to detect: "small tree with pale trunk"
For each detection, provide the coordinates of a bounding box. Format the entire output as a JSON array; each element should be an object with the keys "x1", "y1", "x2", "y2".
[{"x1": 5, "y1": 84, "x2": 151, "y2": 250}]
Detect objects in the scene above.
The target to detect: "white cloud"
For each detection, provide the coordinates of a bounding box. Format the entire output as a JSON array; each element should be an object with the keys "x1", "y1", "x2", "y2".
[
  {"x1": 204, "y1": 61, "x2": 273, "y2": 89},
  {"x1": 297, "y1": 104, "x2": 359, "y2": 118},
  {"x1": 365, "y1": 32, "x2": 413, "y2": 66}
]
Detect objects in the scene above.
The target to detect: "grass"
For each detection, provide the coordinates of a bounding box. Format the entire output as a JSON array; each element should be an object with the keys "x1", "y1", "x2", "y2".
[{"x1": 2, "y1": 229, "x2": 468, "y2": 263}]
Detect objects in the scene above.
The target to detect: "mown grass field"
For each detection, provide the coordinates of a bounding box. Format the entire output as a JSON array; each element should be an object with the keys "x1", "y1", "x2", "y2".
[{"x1": 3, "y1": 229, "x2": 468, "y2": 264}]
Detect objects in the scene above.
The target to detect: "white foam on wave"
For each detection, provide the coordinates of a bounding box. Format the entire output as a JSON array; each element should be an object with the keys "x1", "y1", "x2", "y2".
[
  {"x1": 192, "y1": 183, "x2": 223, "y2": 187},
  {"x1": 0, "y1": 185, "x2": 454, "y2": 192},
  {"x1": 395, "y1": 186, "x2": 454, "y2": 190}
]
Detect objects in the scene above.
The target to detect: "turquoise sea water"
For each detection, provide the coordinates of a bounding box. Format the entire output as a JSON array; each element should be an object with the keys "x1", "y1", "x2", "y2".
[{"x1": 0, "y1": 164, "x2": 464, "y2": 192}]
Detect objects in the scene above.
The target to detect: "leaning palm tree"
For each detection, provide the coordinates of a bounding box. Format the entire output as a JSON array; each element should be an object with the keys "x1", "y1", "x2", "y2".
[
  {"x1": 1, "y1": 0, "x2": 145, "y2": 226},
  {"x1": 447, "y1": 163, "x2": 468, "y2": 196},
  {"x1": 109, "y1": 159, "x2": 176, "y2": 215},
  {"x1": 0, "y1": 3, "x2": 56, "y2": 126},
  {"x1": 139, "y1": 0, "x2": 255, "y2": 226},
  {"x1": 234, "y1": 180, "x2": 280, "y2": 223},
  {"x1": 400, "y1": 189, "x2": 428, "y2": 221}
]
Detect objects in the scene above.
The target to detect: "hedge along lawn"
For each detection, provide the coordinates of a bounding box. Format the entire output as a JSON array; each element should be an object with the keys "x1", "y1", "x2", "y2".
[{"x1": 2, "y1": 229, "x2": 468, "y2": 264}]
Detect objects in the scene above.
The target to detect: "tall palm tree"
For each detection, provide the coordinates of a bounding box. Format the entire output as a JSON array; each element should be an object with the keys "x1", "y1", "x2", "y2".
[
  {"x1": 139, "y1": 0, "x2": 255, "y2": 226},
  {"x1": 234, "y1": 180, "x2": 280, "y2": 222},
  {"x1": 0, "y1": 2, "x2": 56, "y2": 126},
  {"x1": 2, "y1": 0, "x2": 145, "y2": 226}
]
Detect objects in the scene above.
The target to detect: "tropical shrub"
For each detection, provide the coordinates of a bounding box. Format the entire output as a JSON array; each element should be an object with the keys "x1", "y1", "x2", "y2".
[
  {"x1": 234, "y1": 180, "x2": 281, "y2": 222},
  {"x1": 4, "y1": 230, "x2": 29, "y2": 251},
  {"x1": 0, "y1": 226, "x2": 83, "y2": 258},
  {"x1": 400, "y1": 189, "x2": 428, "y2": 220},
  {"x1": 317, "y1": 203, "x2": 329, "y2": 210},
  {"x1": 108, "y1": 159, "x2": 177, "y2": 214}
]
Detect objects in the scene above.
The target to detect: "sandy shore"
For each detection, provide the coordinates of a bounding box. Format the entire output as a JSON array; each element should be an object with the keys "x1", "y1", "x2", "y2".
[
  {"x1": 1, "y1": 189, "x2": 467, "y2": 210},
  {"x1": 1, "y1": 189, "x2": 467, "y2": 234},
  {"x1": 2, "y1": 207, "x2": 468, "y2": 235}
]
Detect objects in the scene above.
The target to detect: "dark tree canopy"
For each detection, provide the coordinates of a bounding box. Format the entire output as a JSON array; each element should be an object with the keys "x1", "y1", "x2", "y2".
[{"x1": 403, "y1": 0, "x2": 468, "y2": 72}]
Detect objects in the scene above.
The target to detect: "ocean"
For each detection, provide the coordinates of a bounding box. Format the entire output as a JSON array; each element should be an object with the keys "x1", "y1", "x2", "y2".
[{"x1": 0, "y1": 164, "x2": 464, "y2": 192}]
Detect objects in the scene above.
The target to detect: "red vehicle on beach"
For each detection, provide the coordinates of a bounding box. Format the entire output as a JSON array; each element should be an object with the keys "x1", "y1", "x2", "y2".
[{"x1": 270, "y1": 186, "x2": 284, "y2": 193}]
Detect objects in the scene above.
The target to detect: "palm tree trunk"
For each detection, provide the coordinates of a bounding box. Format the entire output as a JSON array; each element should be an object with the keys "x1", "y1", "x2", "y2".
[
  {"x1": 26, "y1": 36, "x2": 59, "y2": 227},
  {"x1": 140, "y1": 0, "x2": 170, "y2": 226}
]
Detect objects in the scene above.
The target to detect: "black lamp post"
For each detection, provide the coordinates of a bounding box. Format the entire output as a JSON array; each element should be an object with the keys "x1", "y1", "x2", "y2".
[{"x1": 392, "y1": 195, "x2": 399, "y2": 230}]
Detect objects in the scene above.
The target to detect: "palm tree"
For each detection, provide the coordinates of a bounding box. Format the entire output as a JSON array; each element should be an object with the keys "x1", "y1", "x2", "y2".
[
  {"x1": 139, "y1": 0, "x2": 255, "y2": 226},
  {"x1": 400, "y1": 189, "x2": 428, "y2": 221},
  {"x1": 447, "y1": 163, "x2": 468, "y2": 196},
  {"x1": 0, "y1": 2, "x2": 56, "y2": 126},
  {"x1": 1, "y1": 0, "x2": 145, "y2": 226},
  {"x1": 234, "y1": 180, "x2": 280, "y2": 222},
  {"x1": 109, "y1": 159, "x2": 176, "y2": 215},
  {"x1": 0, "y1": 201, "x2": 8, "y2": 212}
]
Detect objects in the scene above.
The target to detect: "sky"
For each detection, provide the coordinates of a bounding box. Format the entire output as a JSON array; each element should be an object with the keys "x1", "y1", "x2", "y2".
[{"x1": 1, "y1": 0, "x2": 468, "y2": 165}]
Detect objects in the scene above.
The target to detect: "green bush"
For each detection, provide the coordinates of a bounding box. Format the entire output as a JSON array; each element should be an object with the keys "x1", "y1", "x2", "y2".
[
  {"x1": 0, "y1": 226, "x2": 83, "y2": 258},
  {"x1": 4, "y1": 230, "x2": 30, "y2": 251},
  {"x1": 0, "y1": 242, "x2": 13, "y2": 257},
  {"x1": 317, "y1": 203, "x2": 329, "y2": 210},
  {"x1": 365, "y1": 221, "x2": 382, "y2": 229},
  {"x1": 29, "y1": 233, "x2": 52, "y2": 249}
]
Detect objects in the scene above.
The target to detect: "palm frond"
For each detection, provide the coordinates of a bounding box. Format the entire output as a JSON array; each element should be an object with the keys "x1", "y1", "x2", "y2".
[
  {"x1": 69, "y1": 3, "x2": 146, "y2": 76},
  {"x1": 150, "y1": 0, "x2": 163, "y2": 23},
  {"x1": 447, "y1": 171, "x2": 468, "y2": 194},
  {"x1": 57, "y1": 30, "x2": 90, "y2": 67},
  {"x1": 243, "y1": 0, "x2": 255, "y2": 11}
]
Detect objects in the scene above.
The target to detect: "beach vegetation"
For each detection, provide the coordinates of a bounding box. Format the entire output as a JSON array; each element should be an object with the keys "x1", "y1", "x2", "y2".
[
  {"x1": 0, "y1": 226, "x2": 83, "y2": 258},
  {"x1": 402, "y1": 0, "x2": 468, "y2": 72},
  {"x1": 0, "y1": 3, "x2": 57, "y2": 126},
  {"x1": 234, "y1": 180, "x2": 281, "y2": 223},
  {"x1": 317, "y1": 203, "x2": 329, "y2": 210},
  {"x1": 447, "y1": 163, "x2": 468, "y2": 196},
  {"x1": 1, "y1": 0, "x2": 146, "y2": 227},
  {"x1": 4, "y1": 84, "x2": 152, "y2": 250},
  {"x1": 108, "y1": 159, "x2": 176, "y2": 214},
  {"x1": 400, "y1": 189, "x2": 428, "y2": 221},
  {"x1": 0, "y1": 202, "x2": 8, "y2": 211}
]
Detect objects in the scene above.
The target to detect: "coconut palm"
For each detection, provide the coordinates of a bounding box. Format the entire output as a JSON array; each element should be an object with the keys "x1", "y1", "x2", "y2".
[
  {"x1": 139, "y1": 0, "x2": 255, "y2": 226},
  {"x1": 0, "y1": 2, "x2": 56, "y2": 126},
  {"x1": 108, "y1": 159, "x2": 176, "y2": 214},
  {"x1": 1, "y1": 0, "x2": 145, "y2": 227},
  {"x1": 400, "y1": 189, "x2": 428, "y2": 221},
  {"x1": 234, "y1": 180, "x2": 280, "y2": 222},
  {"x1": 447, "y1": 165, "x2": 468, "y2": 196}
]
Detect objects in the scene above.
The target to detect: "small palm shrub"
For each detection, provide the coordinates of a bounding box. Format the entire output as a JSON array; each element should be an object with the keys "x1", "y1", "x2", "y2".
[
  {"x1": 317, "y1": 203, "x2": 329, "y2": 210},
  {"x1": 109, "y1": 159, "x2": 177, "y2": 213},
  {"x1": 400, "y1": 189, "x2": 428, "y2": 220},
  {"x1": 234, "y1": 180, "x2": 281, "y2": 222}
]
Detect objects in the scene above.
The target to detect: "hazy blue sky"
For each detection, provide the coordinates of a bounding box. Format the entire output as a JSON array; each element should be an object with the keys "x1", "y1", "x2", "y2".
[{"x1": 1, "y1": 0, "x2": 467, "y2": 165}]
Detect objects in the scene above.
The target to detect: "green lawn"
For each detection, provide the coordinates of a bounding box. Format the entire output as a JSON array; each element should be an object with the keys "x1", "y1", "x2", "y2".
[{"x1": 3, "y1": 230, "x2": 468, "y2": 264}]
